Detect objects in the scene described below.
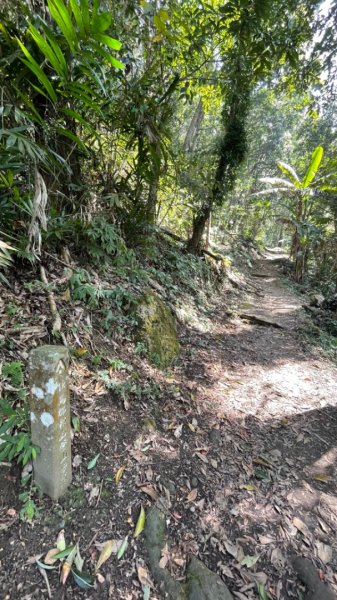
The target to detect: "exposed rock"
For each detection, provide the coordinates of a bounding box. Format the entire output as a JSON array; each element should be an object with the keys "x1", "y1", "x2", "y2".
[
  {"x1": 144, "y1": 506, "x2": 186, "y2": 600},
  {"x1": 239, "y1": 312, "x2": 284, "y2": 329},
  {"x1": 134, "y1": 289, "x2": 180, "y2": 368},
  {"x1": 309, "y1": 293, "x2": 325, "y2": 307},
  {"x1": 291, "y1": 556, "x2": 336, "y2": 600},
  {"x1": 209, "y1": 429, "x2": 221, "y2": 447},
  {"x1": 186, "y1": 557, "x2": 233, "y2": 600},
  {"x1": 144, "y1": 506, "x2": 234, "y2": 600}
]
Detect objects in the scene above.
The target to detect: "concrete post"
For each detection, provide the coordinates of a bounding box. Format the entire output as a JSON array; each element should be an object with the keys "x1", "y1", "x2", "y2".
[{"x1": 29, "y1": 346, "x2": 72, "y2": 501}]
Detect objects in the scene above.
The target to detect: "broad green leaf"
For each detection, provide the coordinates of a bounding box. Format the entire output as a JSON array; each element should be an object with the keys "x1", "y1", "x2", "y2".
[
  {"x1": 87, "y1": 453, "x2": 100, "y2": 469},
  {"x1": 71, "y1": 568, "x2": 94, "y2": 589},
  {"x1": 61, "y1": 108, "x2": 97, "y2": 135},
  {"x1": 92, "y1": 42, "x2": 125, "y2": 70},
  {"x1": 277, "y1": 161, "x2": 300, "y2": 186},
  {"x1": 116, "y1": 536, "x2": 128, "y2": 560},
  {"x1": 259, "y1": 177, "x2": 294, "y2": 188},
  {"x1": 80, "y1": 0, "x2": 90, "y2": 33},
  {"x1": 158, "y1": 8, "x2": 169, "y2": 22},
  {"x1": 69, "y1": 0, "x2": 85, "y2": 36},
  {"x1": 44, "y1": 28, "x2": 68, "y2": 77},
  {"x1": 154, "y1": 13, "x2": 167, "y2": 33},
  {"x1": 302, "y1": 145, "x2": 324, "y2": 188},
  {"x1": 55, "y1": 127, "x2": 87, "y2": 151},
  {"x1": 28, "y1": 24, "x2": 65, "y2": 78},
  {"x1": 94, "y1": 12, "x2": 112, "y2": 32},
  {"x1": 94, "y1": 32, "x2": 122, "y2": 50},
  {"x1": 16, "y1": 39, "x2": 57, "y2": 103},
  {"x1": 47, "y1": 0, "x2": 77, "y2": 53},
  {"x1": 0, "y1": 415, "x2": 17, "y2": 435},
  {"x1": 134, "y1": 506, "x2": 146, "y2": 538}
]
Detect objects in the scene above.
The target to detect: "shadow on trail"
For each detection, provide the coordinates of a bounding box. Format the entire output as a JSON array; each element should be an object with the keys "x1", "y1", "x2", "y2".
[{"x1": 180, "y1": 319, "x2": 309, "y2": 387}]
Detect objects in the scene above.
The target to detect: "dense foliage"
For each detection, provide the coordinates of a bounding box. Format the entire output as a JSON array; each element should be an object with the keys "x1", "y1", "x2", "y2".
[{"x1": 0, "y1": 0, "x2": 336, "y2": 294}]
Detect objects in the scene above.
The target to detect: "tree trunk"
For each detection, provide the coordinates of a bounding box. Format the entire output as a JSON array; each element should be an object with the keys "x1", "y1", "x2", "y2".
[
  {"x1": 183, "y1": 100, "x2": 204, "y2": 153},
  {"x1": 186, "y1": 204, "x2": 212, "y2": 254},
  {"x1": 146, "y1": 176, "x2": 159, "y2": 225},
  {"x1": 205, "y1": 213, "x2": 212, "y2": 250}
]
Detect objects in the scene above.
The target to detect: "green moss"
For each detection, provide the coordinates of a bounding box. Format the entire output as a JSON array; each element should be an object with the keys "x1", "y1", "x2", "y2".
[
  {"x1": 64, "y1": 485, "x2": 86, "y2": 509},
  {"x1": 135, "y1": 290, "x2": 180, "y2": 368}
]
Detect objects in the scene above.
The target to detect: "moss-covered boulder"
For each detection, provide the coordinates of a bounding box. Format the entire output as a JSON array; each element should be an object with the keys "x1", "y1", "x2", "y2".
[{"x1": 135, "y1": 290, "x2": 180, "y2": 368}]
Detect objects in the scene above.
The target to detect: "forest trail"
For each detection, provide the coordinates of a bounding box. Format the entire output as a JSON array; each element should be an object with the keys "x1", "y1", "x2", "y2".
[
  {"x1": 177, "y1": 250, "x2": 337, "y2": 598},
  {"x1": 218, "y1": 251, "x2": 337, "y2": 421},
  {"x1": 2, "y1": 252, "x2": 337, "y2": 600}
]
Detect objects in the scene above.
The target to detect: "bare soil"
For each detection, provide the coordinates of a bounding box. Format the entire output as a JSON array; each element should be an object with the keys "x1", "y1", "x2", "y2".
[{"x1": 1, "y1": 252, "x2": 337, "y2": 599}]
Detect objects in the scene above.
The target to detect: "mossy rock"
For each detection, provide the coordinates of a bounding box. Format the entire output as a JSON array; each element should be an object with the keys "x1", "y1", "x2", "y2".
[{"x1": 135, "y1": 290, "x2": 180, "y2": 368}]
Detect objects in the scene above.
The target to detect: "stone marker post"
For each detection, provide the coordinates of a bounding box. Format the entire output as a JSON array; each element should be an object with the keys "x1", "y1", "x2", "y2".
[{"x1": 29, "y1": 346, "x2": 72, "y2": 501}]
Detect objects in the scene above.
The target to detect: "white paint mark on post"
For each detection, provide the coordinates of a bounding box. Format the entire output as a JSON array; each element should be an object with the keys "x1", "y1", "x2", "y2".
[
  {"x1": 40, "y1": 412, "x2": 54, "y2": 427},
  {"x1": 31, "y1": 386, "x2": 44, "y2": 399},
  {"x1": 45, "y1": 378, "x2": 58, "y2": 395},
  {"x1": 29, "y1": 346, "x2": 71, "y2": 501}
]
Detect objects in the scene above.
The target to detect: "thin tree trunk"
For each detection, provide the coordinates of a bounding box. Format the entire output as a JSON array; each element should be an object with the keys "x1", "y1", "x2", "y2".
[
  {"x1": 183, "y1": 100, "x2": 204, "y2": 153},
  {"x1": 186, "y1": 203, "x2": 212, "y2": 254}
]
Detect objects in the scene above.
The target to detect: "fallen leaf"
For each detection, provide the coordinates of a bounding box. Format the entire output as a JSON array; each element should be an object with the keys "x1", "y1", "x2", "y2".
[
  {"x1": 270, "y1": 548, "x2": 285, "y2": 568},
  {"x1": 74, "y1": 347, "x2": 89, "y2": 358},
  {"x1": 257, "y1": 583, "x2": 270, "y2": 600},
  {"x1": 140, "y1": 485, "x2": 158, "y2": 501},
  {"x1": 293, "y1": 517, "x2": 310, "y2": 537},
  {"x1": 134, "y1": 506, "x2": 146, "y2": 538},
  {"x1": 174, "y1": 424, "x2": 183, "y2": 438},
  {"x1": 95, "y1": 540, "x2": 115, "y2": 572},
  {"x1": 258, "y1": 535, "x2": 274, "y2": 545},
  {"x1": 137, "y1": 563, "x2": 152, "y2": 587},
  {"x1": 159, "y1": 543, "x2": 170, "y2": 569},
  {"x1": 313, "y1": 473, "x2": 331, "y2": 483},
  {"x1": 253, "y1": 456, "x2": 273, "y2": 467},
  {"x1": 56, "y1": 530, "x2": 66, "y2": 551},
  {"x1": 187, "y1": 489, "x2": 198, "y2": 502},
  {"x1": 60, "y1": 545, "x2": 78, "y2": 585},
  {"x1": 62, "y1": 288, "x2": 71, "y2": 302},
  {"x1": 38, "y1": 565, "x2": 52, "y2": 598},
  {"x1": 115, "y1": 465, "x2": 126, "y2": 484},
  {"x1": 74, "y1": 546, "x2": 84, "y2": 572},
  {"x1": 36, "y1": 560, "x2": 58, "y2": 571},
  {"x1": 96, "y1": 573, "x2": 105, "y2": 584},
  {"x1": 241, "y1": 484, "x2": 258, "y2": 492},
  {"x1": 146, "y1": 466, "x2": 153, "y2": 481},
  {"x1": 241, "y1": 554, "x2": 260, "y2": 568},
  {"x1": 73, "y1": 455, "x2": 82, "y2": 468},
  {"x1": 194, "y1": 451, "x2": 208, "y2": 464},
  {"x1": 87, "y1": 453, "x2": 100, "y2": 470},
  {"x1": 224, "y1": 539, "x2": 244, "y2": 561},
  {"x1": 44, "y1": 548, "x2": 59, "y2": 565},
  {"x1": 316, "y1": 541, "x2": 332, "y2": 564},
  {"x1": 71, "y1": 568, "x2": 94, "y2": 589},
  {"x1": 116, "y1": 536, "x2": 128, "y2": 560}
]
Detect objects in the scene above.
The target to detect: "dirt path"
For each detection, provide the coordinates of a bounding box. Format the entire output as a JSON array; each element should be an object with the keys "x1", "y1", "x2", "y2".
[{"x1": 1, "y1": 253, "x2": 337, "y2": 599}]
